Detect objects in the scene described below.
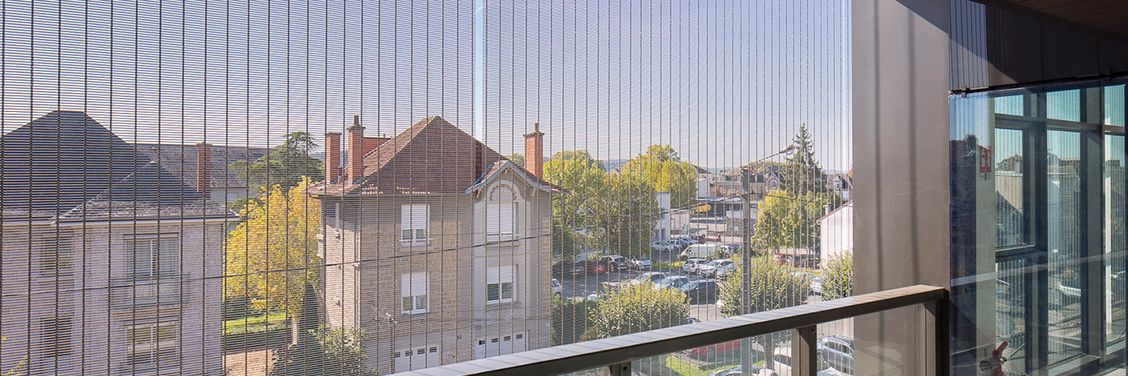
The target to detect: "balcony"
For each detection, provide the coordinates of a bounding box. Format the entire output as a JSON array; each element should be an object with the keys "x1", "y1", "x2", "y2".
[{"x1": 399, "y1": 285, "x2": 946, "y2": 376}]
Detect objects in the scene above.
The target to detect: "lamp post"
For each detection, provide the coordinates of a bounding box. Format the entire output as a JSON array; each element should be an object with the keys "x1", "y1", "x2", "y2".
[{"x1": 738, "y1": 144, "x2": 796, "y2": 369}]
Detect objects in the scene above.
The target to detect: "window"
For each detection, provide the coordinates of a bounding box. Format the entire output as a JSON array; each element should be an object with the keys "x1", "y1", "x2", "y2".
[
  {"x1": 128, "y1": 321, "x2": 178, "y2": 371},
  {"x1": 127, "y1": 236, "x2": 179, "y2": 281},
  {"x1": 39, "y1": 317, "x2": 72, "y2": 358},
  {"x1": 401, "y1": 272, "x2": 429, "y2": 314},
  {"x1": 401, "y1": 204, "x2": 430, "y2": 244},
  {"x1": 34, "y1": 241, "x2": 71, "y2": 275},
  {"x1": 486, "y1": 265, "x2": 516, "y2": 304},
  {"x1": 485, "y1": 202, "x2": 518, "y2": 241}
]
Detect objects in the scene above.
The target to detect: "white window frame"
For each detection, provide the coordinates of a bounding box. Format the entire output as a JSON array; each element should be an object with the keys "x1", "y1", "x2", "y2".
[
  {"x1": 127, "y1": 321, "x2": 178, "y2": 371},
  {"x1": 127, "y1": 235, "x2": 180, "y2": 281},
  {"x1": 400, "y1": 204, "x2": 430, "y2": 246},
  {"x1": 486, "y1": 265, "x2": 516, "y2": 304},
  {"x1": 401, "y1": 272, "x2": 429, "y2": 314},
  {"x1": 486, "y1": 202, "x2": 519, "y2": 242}
]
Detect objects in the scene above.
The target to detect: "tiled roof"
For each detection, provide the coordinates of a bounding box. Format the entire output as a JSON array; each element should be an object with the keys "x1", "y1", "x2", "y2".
[
  {"x1": 311, "y1": 116, "x2": 558, "y2": 196},
  {"x1": 133, "y1": 143, "x2": 270, "y2": 190},
  {"x1": 0, "y1": 111, "x2": 233, "y2": 221}
]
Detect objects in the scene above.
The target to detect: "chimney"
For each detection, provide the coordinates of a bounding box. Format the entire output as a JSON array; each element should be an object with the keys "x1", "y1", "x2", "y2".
[
  {"x1": 195, "y1": 142, "x2": 211, "y2": 195},
  {"x1": 325, "y1": 132, "x2": 342, "y2": 183},
  {"x1": 523, "y1": 122, "x2": 545, "y2": 178},
  {"x1": 347, "y1": 115, "x2": 365, "y2": 184}
]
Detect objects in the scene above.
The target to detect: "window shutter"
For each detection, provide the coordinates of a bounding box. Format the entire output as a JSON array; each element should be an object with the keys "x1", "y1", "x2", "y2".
[
  {"x1": 402, "y1": 272, "x2": 428, "y2": 297},
  {"x1": 487, "y1": 203, "x2": 516, "y2": 236},
  {"x1": 402, "y1": 204, "x2": 429, "y2": 230},
  {"x1": 487, "y1": 265, "x2": 514, "y2": 284}
]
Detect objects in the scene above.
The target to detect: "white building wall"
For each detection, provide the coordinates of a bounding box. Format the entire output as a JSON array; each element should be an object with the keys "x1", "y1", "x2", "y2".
[{"x1": 819, "y1": 202, "x2": 854, "y2": 269}]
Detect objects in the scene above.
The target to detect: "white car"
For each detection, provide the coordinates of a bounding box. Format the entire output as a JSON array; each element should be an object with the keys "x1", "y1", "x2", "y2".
[
  {"x1": 700, "y1": 259, "x2": 736, "y2": 278},
  {"x1": 650, "y1": 240, "x2": 678, "y2": 252},
  {"x1": 551, "y1": 278, "x2": 562, "y2": 297},
  {"x1": 683, "y1": 258, "x2": 709, "y2": 274}
]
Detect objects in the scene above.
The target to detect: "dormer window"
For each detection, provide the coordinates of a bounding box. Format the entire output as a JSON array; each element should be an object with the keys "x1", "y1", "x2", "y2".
[{"x1": 486, "y1": 184, "x2": 520, "y2": 242}]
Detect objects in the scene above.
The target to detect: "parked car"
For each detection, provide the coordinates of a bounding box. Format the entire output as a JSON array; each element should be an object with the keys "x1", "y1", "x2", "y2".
[
  {"x1": 710, "y1": 365, "x2": 776, "y2": 376},
  {"x1": 774, "y1": 347, "x2": 847, "y2": 376},
  {"x1": 551, "y1": 278, "x2": 562, "y2": 297},
  {"x1": 684, "y1": 339, "x2": 740, "y2": 359},
  {"x1": 605, "y1": 272, "x2": 668, "y2": 290},
  {"x1": 700, "y1": 259, "x2": 736, "y2": 278},
  {"x1": 601, "y1": 255, "x2": 630, "y2": 271},
  {"x1": 650, "y1": 240, "x2": 678, "y2": 252},
  {"x1": 683, "y1": 258, "x2": 709, "y2": 274},
  {"x1": 679, "y1": 279, "x2": 719, "y2": 305},
  {"x1": 631, "y1": 256, "x2": 652, "y2": 270},
  {"x1": 680, "y1": 243, "x2": 732, "y2": 260},
  {"x1": 576, "y1": 260, "x2": 608, "y2": 274},
  {"x1": 817, "y1": 335, "x2": 855, "y2": 375},
  {"x1": 655, "y1": 275, "x2": 690, "y2": 291}
]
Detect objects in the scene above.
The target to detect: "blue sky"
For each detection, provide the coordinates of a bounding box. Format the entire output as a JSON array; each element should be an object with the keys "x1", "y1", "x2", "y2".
[{"x1": 0, "y1": 0, "x2": 850, "y2": 170}]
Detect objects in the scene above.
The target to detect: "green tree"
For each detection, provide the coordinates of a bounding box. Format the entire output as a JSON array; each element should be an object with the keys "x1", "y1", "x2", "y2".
[
  {"x1": 231, "y1": 131, "x2": 325, "y2": 194},
  {"x1": 271, "y1": 326, "x2": 372, "y2": 376},
  {"x1": 718, "y1": 257, "x2": 809, "y2": 369},
  {"x1": 552, "y1": 296, "x2": 598, "y2": 345},
  {"x1": 224, "y1": 178, "x2": 321, "y2": 319},
  {"x1": 544, "y1": 150, "x2": 608, "y2": 259},
  {"x1": 506, "y1": 152, "x2": 525, "y2": 168},
  {"x1": 820, "y1": 252, "x2": 854, "y2": 300},
  {"x1": 620, "y1": 145, "x2": 699, "y2": 208},
  {"x1": 781, "y1": 124, "x2": 827, "y2": 195},
  {"x1": 582, "y1": 284, "x2": 689, "y2": 340},
  {"x1": 1, "y1": 337, "x2": 26, "y2": 376},
  {"x1": 753, "y1": 189, "x2": 828, "y2": 252},
  {"x1": 601, "y1": 172, "x2": 660, "y2": 257}
]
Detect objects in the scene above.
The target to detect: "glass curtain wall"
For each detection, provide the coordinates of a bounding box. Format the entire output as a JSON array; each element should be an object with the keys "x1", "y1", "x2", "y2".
[
  {"x1": 0, "y1": 1, "x2": 851, "y2": 375},
  {"x1": 950, "y1": 80, "x2": 1128, "y2": 375}
]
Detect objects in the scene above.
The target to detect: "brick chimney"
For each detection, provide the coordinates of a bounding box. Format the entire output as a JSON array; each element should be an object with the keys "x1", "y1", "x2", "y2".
[
  {"x1": 325, "y1": 132, "x2": 341, "y2": 183},
  {"x1": 195, "y1": 142, "x2": 211, "y2": 195},
  {"x1": 347, "y1": 115, "x2": 365, "y2": 184},
  {"x1": 523, "y1": 122, "x2": 544, "y2": 178}
]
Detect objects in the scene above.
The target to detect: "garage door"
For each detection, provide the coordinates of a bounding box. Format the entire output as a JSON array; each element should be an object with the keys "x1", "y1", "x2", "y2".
[
  {"x1": 474, "y1": 333, "x2": 526, "y2": 359},
  {"x1": 393, "y1": 345, "x2": 441, "y2": 373}
]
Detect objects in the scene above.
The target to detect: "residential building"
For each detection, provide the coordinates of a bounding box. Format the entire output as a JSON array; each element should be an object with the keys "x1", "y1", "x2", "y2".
[
  {"x1": 826, "y1": 171, "x2": 853, "y2": 201},
  {"x1": 133, "y1": 142, "x2": 270, "y2": 204},
  {"x1": 653, "y1": 192, "x2": 672, "y2": 241},
  {"x1": 0, "y1": 111, "x2": 231, "y2": 375},
  {"x1": 818, "y1": 201, "x2": 853, "y2": 269},
  {"x1": 309, "y1": 116, "x2": 557, "y2": 374}
]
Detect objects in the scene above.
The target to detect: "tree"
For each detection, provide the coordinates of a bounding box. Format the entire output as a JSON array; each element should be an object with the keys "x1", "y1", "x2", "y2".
[
  {"x1": 552, "y1": 296, "x2": 597, "y2": 345},
  {"x1": 781, "y1": 124, "x2": 827, "y2": 195},
  {"x1": 271, "y1": 326, "x2": 372, "y2": 376},
  {"x1": 620, "y1": 145, "x2": 699, "y2": 208},
  {"x1": 753, "y1": 189, "x2": 828, "y2": 252},
  {"x1": 821, "y1": 252, "x2": 854, "y2": 300},
  {"x1": 506, "y1": 152, "x2": 525, "y2": 168},
  {"x1": 544, "y1": 150, "x2": 608, "y2": 259},
  {"x1": 600, "y1": 172, "x2": 660, "y2": 257},
  {"x1": 718, "y1": 257, "x2": 809, "y2": 369},
  {"x1": 231, "y1": 131, "x2": 325, "y2": 194},
  {"x1": 582, "y1": 284, "x2": 689, "y2": 340},
  {"x1": 224, "y1": 178, "x2": 321, "y2": 320},
  {"x1": 1, "y1": 337, "x2": 26, "y2": 376}
]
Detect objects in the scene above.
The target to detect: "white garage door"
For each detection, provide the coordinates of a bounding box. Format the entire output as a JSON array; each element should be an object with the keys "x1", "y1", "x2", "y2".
[
  {"x1": 393, "y1": 344, "x2": 441, "y2": 373},
  {"x1": 474, "y1": 333, "x2": 526, "y2": 359}
]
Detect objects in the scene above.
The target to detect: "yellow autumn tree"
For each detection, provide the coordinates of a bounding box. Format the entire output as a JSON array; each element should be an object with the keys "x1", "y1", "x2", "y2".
[{"x1": 225, "y1": 177, "x2": 321, "y2": 318}]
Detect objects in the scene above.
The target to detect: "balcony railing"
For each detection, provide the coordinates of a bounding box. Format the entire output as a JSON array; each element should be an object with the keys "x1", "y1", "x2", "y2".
[{"x1": 399, "y1": 285, "x2": 948, "y2": 376}]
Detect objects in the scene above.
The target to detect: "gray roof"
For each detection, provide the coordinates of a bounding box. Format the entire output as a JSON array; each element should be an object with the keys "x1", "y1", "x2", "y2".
[
  {"x1": 133, "y1": 142, "x2": 269, "y2": 191},
  {"x1": 1, "y1": 111, "x2": 233, "y2": 221}
]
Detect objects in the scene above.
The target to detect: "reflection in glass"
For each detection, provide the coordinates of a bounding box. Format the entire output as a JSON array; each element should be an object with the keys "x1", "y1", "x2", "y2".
[
  {"x1": 995, "y1": 128, "x2": 1027, "y2": 247},
  {"x1": 1107, "y1": 85, "x2": 1126, "y2": 126},
  {"x1": 1047, "y1": 130, "x2": 1082, "y2": 364},
  {"x1": 1047, "y1": 90, "x2": 1081, "y2": 122},
  {"x1": 995, "y1": 95, "x2": 1025, "y2": 117},
  {"x1": 1107, "y1": 135, "x2": 1126, "y2": 344},
  {"x1": 996, "y1": 258, "x2": 1028, "y2": 375}
]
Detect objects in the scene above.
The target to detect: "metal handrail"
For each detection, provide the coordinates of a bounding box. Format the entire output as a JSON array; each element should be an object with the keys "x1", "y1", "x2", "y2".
[{"x1": 401, "y1": 284, "x2": 948, "y2": 376}]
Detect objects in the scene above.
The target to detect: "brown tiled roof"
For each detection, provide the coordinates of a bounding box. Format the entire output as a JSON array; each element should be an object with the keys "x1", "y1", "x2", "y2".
[{"x1": 311, "y1": 116, "x2": 557, "y2": 196}]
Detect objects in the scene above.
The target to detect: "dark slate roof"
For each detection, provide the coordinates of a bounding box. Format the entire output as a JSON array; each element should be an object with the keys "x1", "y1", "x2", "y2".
[
  {"x1": 133, "y1": 143, "x2": 270, "y2": 191},
  {"x1": 0, "y1": 111, "x2": 232, "y2": 221}
]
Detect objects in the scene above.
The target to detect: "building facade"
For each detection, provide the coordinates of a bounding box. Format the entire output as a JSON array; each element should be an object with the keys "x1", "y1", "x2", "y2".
[
  {"x1": 310, "y1": 116, "x2": 556, "y2": 374},
  {"x1": 0, "y1": 111, "x2": 230, "y2": 375}
]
